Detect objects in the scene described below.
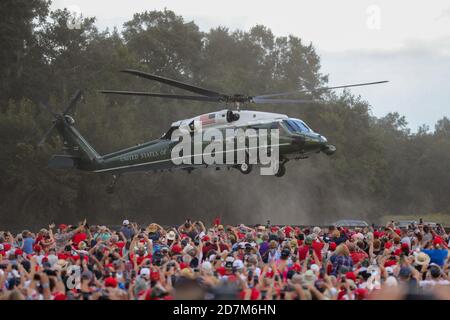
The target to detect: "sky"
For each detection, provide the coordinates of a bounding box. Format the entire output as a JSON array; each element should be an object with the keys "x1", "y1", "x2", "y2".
[{"x1": 51, "y1": 0, "x2": 450, "y2": 131}]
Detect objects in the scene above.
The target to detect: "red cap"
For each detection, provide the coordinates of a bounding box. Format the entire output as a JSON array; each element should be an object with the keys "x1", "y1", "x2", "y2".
[
  {"x1": 433, "y1": 236, "x2": 445, "y2": 247},
  {"x1": 329, "y1": 242, "x2": 337, "y2": 251},
  {"x1": 33, "y1": 245, "x2": 41, "y2": 252},
  {"x1": 179, "y1": 262, "x2": 188, "y2": 270},
  {"x1": 384, "y1": 241, "x2": 393, "y2": 249},
  {"x1": 3, "y1": 244, "x2": 11, "y2": 251},
  {"x1": 401, "y1": 242, "x2": 409, "y2": 249},
  {"x1": 202, "y1": 236, "x2": 210, "y2": 242},
  {"x1": 104, "y1": 277, "x2": 118, "y2": 288},
  {"x1": 384, "y1": 260, "x2": 397, "y2": 267},
  {"x1": 59, "y1": 224, "x2": 68, "y2": 231},
  {"x1": 345, "y1": 272, "x2": 356, "y2": 281},
  {"x1": 14, "y1": 249, "x2": 23, "y2": 256},
  {"x1": 284, "y1": 226, "x2": 293, "y2": 236},
  {"x1": 171, "y1": 244, "x2": 182, "y2": 254},
  {"x1": 395, "y1": 229, "x2": 401, "y2": 235},
  {"x1": 355, "y1": 288, "x2": 368, "y2": 300}
]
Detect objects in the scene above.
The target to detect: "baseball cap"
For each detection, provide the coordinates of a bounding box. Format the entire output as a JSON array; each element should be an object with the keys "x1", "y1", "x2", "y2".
[
  {"x1": 232, "y1": 259, "x2": 244, "y2": 270},
  {"x1": 310, "y1": 264, "x2": 320, "y2": 272},
  {"x1": 104, "y1": 277, "x2": 118, "y2": 288},
  {"x1": 140, "y1": 267, "x2": 150, "y2": 277},
  {"x1": 122, "y1": 220, "x2": 130, "y2": 226}
]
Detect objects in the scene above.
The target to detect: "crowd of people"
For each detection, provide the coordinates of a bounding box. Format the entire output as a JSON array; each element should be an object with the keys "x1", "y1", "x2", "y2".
[{"x1": 0, "y1": 218, "x2": 449, "y2": 300}]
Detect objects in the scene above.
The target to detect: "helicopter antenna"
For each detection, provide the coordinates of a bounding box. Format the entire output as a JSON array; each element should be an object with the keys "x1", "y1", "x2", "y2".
[{"x1": 99, "y1": 69, "x2": 389, "y2": 109}]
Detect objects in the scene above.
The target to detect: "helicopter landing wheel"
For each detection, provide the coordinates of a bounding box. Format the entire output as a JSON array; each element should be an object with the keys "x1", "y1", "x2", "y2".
[
  {"x1": 275, "y1": 164, "x2": 286, "y2": 177},
  {"x1": 238, "y1": 162, "x2": 253, "y2": 174},
  {"x1": 106, "y1": 174, "x2": 120, "y2": 194}
]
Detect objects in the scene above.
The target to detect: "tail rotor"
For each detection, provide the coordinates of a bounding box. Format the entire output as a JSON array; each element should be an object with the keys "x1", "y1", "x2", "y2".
[{"x1": 37, "y1": 90, "x2": 83, "y2": 147}]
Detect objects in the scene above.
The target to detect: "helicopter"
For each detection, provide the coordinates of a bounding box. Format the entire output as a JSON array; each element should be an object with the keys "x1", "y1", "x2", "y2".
[{"x1": 38, "y1": 69, "x2": 388, "y2": 193}]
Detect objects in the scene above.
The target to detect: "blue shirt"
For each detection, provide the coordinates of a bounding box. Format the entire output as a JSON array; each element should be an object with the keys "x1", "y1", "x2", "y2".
[
  {"x1": 23, "y1": 237, "x2": 35, "y2": 254},
  {"x1": 422, "y1": 249, "x2": 448, "y2": 267}
]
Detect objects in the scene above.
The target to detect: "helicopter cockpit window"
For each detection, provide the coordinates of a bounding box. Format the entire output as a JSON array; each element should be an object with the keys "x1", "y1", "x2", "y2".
[
  {"x1": 284, "y1": 120, "x2": 311, "y2": 133},
  {"x1": 161, "y1": 126, "x2": 178, "y2": 139}
]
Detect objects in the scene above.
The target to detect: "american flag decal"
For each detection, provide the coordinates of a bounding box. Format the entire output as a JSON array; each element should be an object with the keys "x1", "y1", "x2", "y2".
[{"x1": 200, "y1": 113, "x2": 216, "y2": 126}]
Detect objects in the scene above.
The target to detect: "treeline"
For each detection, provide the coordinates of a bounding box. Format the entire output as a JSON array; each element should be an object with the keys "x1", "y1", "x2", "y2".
[{"x1": 1, "y1": 1, "x2": 450, "y2": 229}]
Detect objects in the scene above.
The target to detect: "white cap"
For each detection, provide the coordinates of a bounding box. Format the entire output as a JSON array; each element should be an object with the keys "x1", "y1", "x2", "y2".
[
  {"x1": 122, "y1": 219, "x2": 130, "y2": 226},
  {"x1": 310, "y1": 264, "x2": 320, "y2": 272},
  {"x1": 167, "y1": 231, "x2": 176, "y2": 241},
  {"x1": 225, "y1": 256, "x2": 235, "y2": 263},
  {"x1": 201, "y1": 261, "x2": 213, "y2": 274},
  {"x1": 233, "y1": 259, "x2": 244, "y2": 270},
  {"x1": 140, "y1": 267, "x2": 150, "y2": 276}
]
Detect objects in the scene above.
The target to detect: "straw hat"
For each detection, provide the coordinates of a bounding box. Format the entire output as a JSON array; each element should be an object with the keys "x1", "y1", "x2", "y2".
[{"x1": 414, "y1": 252, "x2": 430, "y2": 266}]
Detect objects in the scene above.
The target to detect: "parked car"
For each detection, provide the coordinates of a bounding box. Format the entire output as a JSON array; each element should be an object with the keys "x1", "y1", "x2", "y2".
[
  {"x1": 396, "y1": 220, "x2": 417, "y2": 229},
  {"x1": 332, "y1": 219, "x2": 369, "y2": 228}
]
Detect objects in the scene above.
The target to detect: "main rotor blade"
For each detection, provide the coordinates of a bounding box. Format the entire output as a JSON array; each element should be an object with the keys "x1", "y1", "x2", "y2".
[
  {"x1": 255, "y1": 80, "x2": 389, "y2": 99},
  {"x1": 39, "y1": 102, "x2": 57, "y2": 117},
  {"x1": 38, "y1": 123, "x2": 57, "y2": 146},
  {"x1": 99, "y1": 90, "x2": 221, "y2": 102},
  {"x1": 63, "y1": 90, "x2": 82, "y2": 115},
  {"x1": 252, "y1": 98, "x2": 323, "y2": 104},
  {"x1": 121, "y1": 69, "x2": 224, "y2": 98}
]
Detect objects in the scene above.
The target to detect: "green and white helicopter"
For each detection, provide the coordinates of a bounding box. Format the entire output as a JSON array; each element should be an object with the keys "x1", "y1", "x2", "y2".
[{"x1": 38, "y1": 69, "x2": 387, "y2": 192}]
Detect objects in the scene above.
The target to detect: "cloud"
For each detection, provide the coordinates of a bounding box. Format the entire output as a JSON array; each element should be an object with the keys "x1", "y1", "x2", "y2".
[
  {"x1": 319, "y1": 36, "x2": 450, "y2": 131},
  {"x1": 436, "y1": 7, "x2": 450, "y2": 21}
]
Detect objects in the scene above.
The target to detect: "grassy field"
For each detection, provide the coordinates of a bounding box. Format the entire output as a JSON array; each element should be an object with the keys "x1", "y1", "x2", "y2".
[{"x1": 380, "y1": 213, "x2": 450, "y2": 226}]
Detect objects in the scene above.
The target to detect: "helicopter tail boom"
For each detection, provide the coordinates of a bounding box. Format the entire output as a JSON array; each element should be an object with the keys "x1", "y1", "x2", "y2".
[{"x1": 38, "y1": 90, "x2": 102, "y2": 169}]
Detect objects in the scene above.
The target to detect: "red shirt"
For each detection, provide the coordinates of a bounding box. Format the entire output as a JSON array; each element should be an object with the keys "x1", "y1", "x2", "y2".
[
  {"x1": 239, "y1": 287, "x2": 260, "y2": 300},
  {"x1": 72, "y1": 233, "x2": 87, "y2": 246},
  {"x1": 350, "y1": 251, "x2": 368, "y2": 265},
  {"x1": 298, "y1": 241, "x2": 324, "y2": 261},
  {"x1": 202, "y1": 243, "x2": 228, "y2": 255},
  {"x1": 130, "y1": 253, "x2": 152, "y2": 266},
  {"x1": 114, "y1": 241, "x2": 125, "y2": 257}
]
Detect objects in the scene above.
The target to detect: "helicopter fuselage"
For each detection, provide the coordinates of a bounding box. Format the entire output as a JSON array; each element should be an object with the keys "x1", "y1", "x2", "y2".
[{"x1": 67, "y1": 109, "x2": 335, "y2": 175}]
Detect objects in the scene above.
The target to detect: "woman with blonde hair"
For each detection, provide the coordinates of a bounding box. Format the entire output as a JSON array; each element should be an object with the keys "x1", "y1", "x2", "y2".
[{"x1": 330, "y1": 244, "x2": 353, "y2": 276}]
